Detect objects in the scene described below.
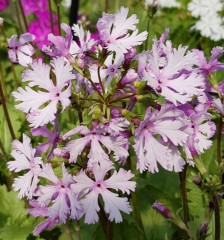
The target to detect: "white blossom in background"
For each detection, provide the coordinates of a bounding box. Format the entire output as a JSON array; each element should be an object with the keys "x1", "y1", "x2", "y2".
[
  {"x1": 145, "y1": 0, "x2": 180, "y2": 8},
  {"x1": 188, "y1": 0, "x2": 224, "y2": 41},
  {"x1": 62, "y1": 0, "x2": 71, "y2": 8}
]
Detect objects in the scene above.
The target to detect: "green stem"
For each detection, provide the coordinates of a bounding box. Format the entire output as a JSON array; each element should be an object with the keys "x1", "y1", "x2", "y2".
[
  {"x1": 56, "y1": 0, "x2": 61, "y2": 35},
  {"x1": 179, "y1": 165, "x2": 189, "y2": 225},
  {"x1": 105, "y1": 0, "x2": 109, "y2": 12},
  {"x1": 0, "y1": 61, "x2": 16, "y2": 140},
  {"x1": 213, "y1": 195, "x2": 221, "y2": 240},
  {"x1": 18, "y1": 0, "x2": 28, "y2": 32},
  {"x1": 48, "y1": 0, "x2": 54, "y2": 33},
  {"x1": 217, "y1": 115, "x2": 223, "y2": 165}
]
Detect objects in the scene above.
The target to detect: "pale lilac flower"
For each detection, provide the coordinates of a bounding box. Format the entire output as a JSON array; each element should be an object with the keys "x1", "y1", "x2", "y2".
[
  {"x1": 89, "y1": 52, "x2": 124, "y2": 90},
  {"x1": 213, "y1": 98, "x2": 224, "y2": 115},
  {"x1": 63, "y1": 125, "x2": 129, "y2": 167},
  {"x1": 28, "y1": 200, "x2": 58, "y2": 235},
  {"x1": 37, "y1": 164, "x2": 82, "y2": 224},
  {"x1": 31, "y1": 119, "x2": 60, "y2": 159},
  {"x1": 71, "y1": 24, "x2": 96, "y2": 57},
  {"x1": 97, "y1": 7, "x2": 147, "y2": 54},
  {"x1": 7, "y1": 134, "x2": 43, "y2": 199},
  {"x1": 194, "y1": 46, "x2": 224, "y2": 76},
  {"x1": 43, "y1": 23, "x2": 75, "y2": 63},
  {"x1": 142, "y1": 38, "x2": 205, "y2": 105},
  {"x1": 8, "y1": 33, "x2": 35, "y2": 67},
  {"x1": 72, "y1": 162, "x2": 136, "y2": 224},
  {"x1": 134, "y1": 105, "x2": 190, "y2": 173},
  {"x1": 183, "y1": 111, "x2": 216, "y2": 160},
  {"x1": 12, "y1": 57, "x2": 75, "y2": 128}
]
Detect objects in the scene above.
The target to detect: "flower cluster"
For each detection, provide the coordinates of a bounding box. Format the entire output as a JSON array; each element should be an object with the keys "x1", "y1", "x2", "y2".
[{"x1": 7, "y1": 6, "x2": 222, "y2": 236}]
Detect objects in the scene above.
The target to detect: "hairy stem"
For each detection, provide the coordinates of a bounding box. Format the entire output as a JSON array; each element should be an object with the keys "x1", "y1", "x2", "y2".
[
  {"x1": 56, "y1": 0, "x2": 61, "y2": 35},
  {"x1": 179, "y1": 165, "x2": 189, "y2": 225},
  {"x1": 48, "y1": 0, "x2": 54, "y2": 33},
  {"x1": 0, "y1": 61, "x2": 16, "y2": 140},
  {"x1": 213, "y1": 195, "x2": 221, "y2": 240},
  {"x1": 14, "y1": 1, "x2": 23, "y2": 34},
  {"x1": 98, "y1": 202, "x2": 113, "y2": 240},
  {"x1": 105, "y1": 0, "x2": 109, "y2": 12},
  {"x1": 18, "y1": 0, "x2": 28, "y2": 32},
  {"x1": 127, "y1": 157, "x2": 147, "y2": 240}
]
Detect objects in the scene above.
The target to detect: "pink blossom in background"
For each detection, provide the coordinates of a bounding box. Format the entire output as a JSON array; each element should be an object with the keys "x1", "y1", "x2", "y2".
[
  {"x1": 29, "y1": 12, "x2": 58, "y2": 49},
  {"x1": 0, "y1": 0, "x2": 9, "y2": 11},
  {"x1": 21, "y1": 0, "x2": 48, "y2": 16},
  {"x1": 72, "y1": 162, "x2": 136, "y2": 224},
  {"x1": 8, "y1": 33, "x2": 35, "y2": 66}
]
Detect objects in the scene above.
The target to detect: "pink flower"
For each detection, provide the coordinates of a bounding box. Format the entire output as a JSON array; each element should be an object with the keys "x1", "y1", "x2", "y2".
[
  {"x1": 213, "y1": 98, "x2": 224, "y2": 115},
  {"x1": 141, "y1": 36, "x2": 205, "y2": 105},
  {"x1": 134, "y1": 105, "x2": 190, "y2": 173},
  {"x1": 8, "y1": 33, "x2": 35, "y2": 66},
  {"x1": 72, "y1": 162, "x2": 136, "y2": 224},
  {"x1": 12, "y1": 57, "x2": 75, "y2": 128},
  {"x1": 97, "y1": 7, "x2": 147, "y2": 54},
  {"x1": 0, "y1": 0, "x2": 9, "y2": 11},
  {"x1": 37, "y1": 164, "x2": 82, "y2": 224},
  {"x1": 7, "y1": 134, "x2": 43, "y2": 199},
  {"x1": 63, "y1": 125, "x2": 129, "y2": 167}
]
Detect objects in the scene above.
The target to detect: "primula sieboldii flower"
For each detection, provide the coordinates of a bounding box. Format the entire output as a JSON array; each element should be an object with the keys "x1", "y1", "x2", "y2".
[
  {"x1": 12, "y1": 57, "x2": 75, "y2": 128},
  {"x1": 28, "y1": 200, "x2": 58, "y2": 235},
  {"x1": 37, "y1": 164, "x2": 82, "y2": 224},
  {"x1": 7, "y1": 134, "x2": 43, "y2": 199},
  {"x1": 89, "y1": 52, "x2": 124, "y2": 90},
  {"x1": 97, "y1": 6, "x2": 147, "y2": 54},
  {"x1": 72, "y1": 162, "x2": 136, "y2": 224},
  {"x1": 8, "y1": 33, "x2": 35, "y2": 67},
  {"x1": 63, "y1": 125, "x2": 129, "y2": 167},
  {"x1": 31, "y1": 120, "x2": 60, "y2": 160},
  {"x1": 134, "y1": 105, "x2": 190, "y2": 173},
  {"x1": 194, "y1": 47, "x2": 224, "y2": 76},
  {"x1": 183, "y1": 110, "x2": 216, "y2": 160},
  {"x1": 141, "y1": 36, "x2": 205, "y2": 105}
]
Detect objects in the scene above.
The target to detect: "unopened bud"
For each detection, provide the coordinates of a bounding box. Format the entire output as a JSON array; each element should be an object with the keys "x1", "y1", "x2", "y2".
[
  {"x1": 152, "y1": 201, "x2": 173, "y2": 219},
  {"x1": 192, "y1": 176, "x2": 202, "y2": 187},
  {"x1": 199, "y1": 222, "x2": 208, "y2": 237},
  {"x1": 0, "y1": 17, "x2": 4, "y2": 26},
  {"x1": 53, "y1": 148, "x2": 70, "y2": 159}
]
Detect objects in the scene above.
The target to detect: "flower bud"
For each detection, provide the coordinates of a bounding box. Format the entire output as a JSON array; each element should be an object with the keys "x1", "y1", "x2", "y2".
[
  {"x1": 192, "y1": 175, "x2": 202, "y2": 187},
  {"x1": 199, "y1": 222, "x2": 208, "y2": 237},
  {"x1": 152, "y1": 201, "x2": 173, "y2": 219}
]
